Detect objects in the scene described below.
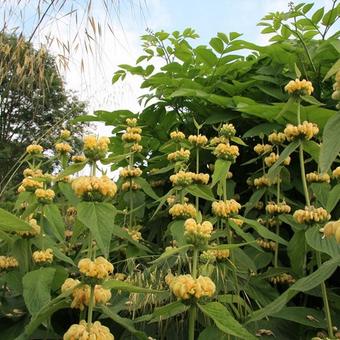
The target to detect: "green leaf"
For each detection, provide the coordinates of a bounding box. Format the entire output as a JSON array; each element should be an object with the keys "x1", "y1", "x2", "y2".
[
  {"x1": 310, "y1": 183, "x2": 330, "y2": 207},
  {"x1": 198, "y1": 302, "x2": 256, "y2": 339},
  {"x1": 77, "y1": 202, "x2": 117, "y2": 257},
  {"x1": 302, "y1": 140, "x2": 320, "y2": 163},
  {"x1": 326, "y1": 183, "x2": 340, "y2": 211},
  {"x1": 150, "y1": 300, "x2": 189, "y2": 322},
  {"x1": 23, "y1": 267, "x2": 56, "y2": 315},
  {"x1": 0, "y1": 208, "x2": 31, "y2": 232},
  {"x1": 229, "y1": 32, "x2": 242, "y2": 40},
  {"x1": 268, "y1": 140, "x2": 300, "y2": 180},
  {"x1": 100, "y1": 306, "x2": 148, "y2": 339},
  {"x1": 323, "y1": 59, "x2": 340, "y2": 81},
  {"x1": 246, "y1": 255, "x2": 340, "y2": 323},
  {"x1": 195, "y1": 46, "x2": 218, "y2": 67},
  {"x1": 150, "y1": 244, "x2": 192, "y2": 265},
  {"x1": 311, "y1": 7, "x2": 324, "y2": 24},
  {"x1": 198, "y1": 326, "x2": 229, "y2": 340},
  {"x1": 209, "y1": 37, "x2": 224, "y2": 54},
  {"x1": 102, "y1": 280, "x2": 163, "y2": 294},
  {"x1": 306, "y1": 225, "x2": 340, "y2": 258},
  {"x1": 287, "y1": 230, "x2": 305, "y2": 275},
  {"x1": 230, "y1": 136, "x2": 247, "y2": 146},
  {"x1": 56, "y1": 161, "x2": 86, "y2": 179},
  {"x1": 211, "y1": 159, "x2": 231, "y2": 187},
  {"x1": 185, "y1": 184, "x2": 215, "y2": 201},
  {"x1": 44, "y1": 204, "x2": 65, "y2": 242},
  {"x1": 58, "y1": 182, "x2": 80, "y2": 205},
  {"x1": 243, "y1": 123, "x2": 282, "y2": 138},
  {"x1": 134, "y1": 177, "x2": 159, "y2": 200},
  {"x1": 208, "y1": 241, "x2": 255, "y2": 250},
  {"x1": 244, "y1": 188, "x2": 266, "y2": 215},
  {"x1": 301, "y1": 95, "x2": 324, "y2": 106},
  {"x1": 319, "y1": 113, "x2": 340, "y2": 173}
]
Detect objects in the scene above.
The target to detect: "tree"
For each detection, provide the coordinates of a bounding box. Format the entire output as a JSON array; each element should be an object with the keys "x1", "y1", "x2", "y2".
[{"x1": 0, "y1": 32, "x2": 87, "y2": 197}]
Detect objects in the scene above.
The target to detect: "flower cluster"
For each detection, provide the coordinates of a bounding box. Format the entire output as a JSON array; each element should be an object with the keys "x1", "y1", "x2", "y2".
[
  {"x1": 126, "y1": 118, "x2": 137, "y2": 126},
  {"x1": 266, "y1": 201, "x2": 291, "y2": 215},
  {"x1": 284, "y1": 121, "x2": 319, "y2": 141},
  {"x1": 229, "y1": 217, "x2": 244, "y2": 227},
  {"x1": 169, "y1": 203, "x2": 197, "y2": 219},
  {"x1": 72, "y1": 176, "x2": 117, "y2": 201},
  {"x1": 306, "y1": 172, "x2": 331, "y2": 184},
  {"x1": 120, "y1": 167, "x2": 142, "y2": 178},
  {"x1": 253, "y1": 143, "x2": 272, "y2": 155},
  {"x1": 268, "y1": 132, "x2": 286, "y2": 145},
  {"x1": 72, "y1": 155, "x2": 87, "y2": 163},
  {"x1": 83, "y1": 135, "x2": 110, "y2": 160},
  {"x1": 212, "y1": 199, "x2": 241, "y2": 218},
  {"x1": 188, "y1": 134, "x2": 208, "y2": 146},
  {"x1": 269, "y1": 273, "x2": 295, "y2": 285},
  {"x1": 123, "y1": 227, "x2": 142, "y2": 241},
  {"x1": 78, "y1": 257, "x2": 113, "y2": 280},
  {"x1": 60, "y1": 129, "x2": 71, "y2": 139},
  {"x1": 35, "y1": 188, "x2": 55, "y2": 203},
  {"x1": 0, "y1": 256, "x2": 19, "y2": 271},
  {"x1": 258, "y1": 217, "x2": 281, "y2": 228},
  {"x1": 19, "y1": 177, "x2": 43, "y2": 192},
  {"x1": 184, "y1": 218, "x2": 213, "y2": 244},
  {"x1": 166, "y1": 274, "x2": 215, "y2": 300},
  {"x1": 284, "y1": 78, "x2": 314, "y2": 96},
  {"x1": 23, "y1": 168, "x2": 43, "y2": 178},
  {"x1": 122, "y1": 127, "x2": 142, "y2": 143},
  {"x1": 32, "y1": 248, "x2": 53, "y2": 264},
  {"x1": 17, "y1": 218, "x2": 41, "y2": 238},
  {"x1": 167, "y1": 148, "x2": 190, "y2": 162},
  {"x1": 121, "y1": 180, "x2": 141, "y2": 191},
  {"x1": 130, "y1": 143, "x2": 143, "y2": 153},
  {"x1": 254, "y1": 175, "x2": 278, "y2": 188},
  {"x1": 333, "y1": 166, "x2": 340, "y2": 179},
  {"x1": 55, "y1": 142, "x2": 72, "y2": 154},
  {"x1": 170, "y1": 171, "x2": 210, "y2": 186},
  {"x1": 321, "y1": 220, "x2": 340, "y2": 243},
  {"x1": 63, "y1": 320, "x2": 114, "y2": 340},
  {"x1": 256, "y1": 239, "x2": 276, "y2": 251},
  {"x1": 219, "y1": 123, "x2": 236, "y2": 138},
  {"x1": 331, "y1": 70, "x2": 340, "y2": 105},
  {"x1": 213, "y1": 143, "x2": 239, "y2": 161},
  {"x1": 201, "y1": 248, "x2": 230, "y2": 262},
  {"x1": 26, "y1": 144, "x2": 43, "y2": 154},
  {"x1": 293, "y1": 206, "x2": 330, "y2": 224},
  {"x1": 61, "y1": 278, "x2": 111, "y2": 310},
  {"x1": 264, "y1": 152, "x2": 291, "y2": 167},
  {"x1": 170, "y1": 131, "x2": 186, "y2": 141}
]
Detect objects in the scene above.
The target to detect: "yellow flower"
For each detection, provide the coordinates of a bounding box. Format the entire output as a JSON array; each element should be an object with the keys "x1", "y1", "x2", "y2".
[
  {"x1": 170, "y1": 131, "x2": 186, "y2": 141},
  {"x1": 265, "y1": 201, "x2": 291, "y2": 215},
  {"x1": 32, "y1": 248, "x2": 53, "y2": 264},
  {"x1": 229, "y1": 217, "x2": 244, "y2": 227},
  {"x1": 284, "y1": 121, "x2": 319, "y2": 141},
  {"x1": 293, "y1": 206, "x2": 330, "y2": 225},
  {"x1": 17, "y1": 218, "x2": 41, "y2": 238},
  {"x1": 123, "y1": 227, "x2": 142, "y2": 241},
  {"x1": 268, "y1": 132, "x2": 286, "y2": 145},
  {"x1": 332, "y1": 70, "x2": 340, "y2": 102},
  {"x1": 212, "y1": 199, "x2": 241, "y2": 218},
  {"x1": 192, "y1": 173, "x2": 210, "y2": 185},
  {"x1": 332, "y1": 166, "x2": 340, "y2": 179},
  {"x1": 264, "y1": 152, "x2": 291, "y2": 167},
  {"x1": 306, "y1": 172, "x2": 330, "y2": 184},
  {"x1": 150, "y1": 179, "x2": 166, "y2": 187},
  {"x1": 169, "y1": 203, "x2": 197, "y2": 219},
  {"x1": 184, "y1": 218, "x2": 213, "y2": 244},
  {"x1": 254, "y1": 175, "x2": 278, "y2": 188},
  {"x1": 71, "y1": 176, "x2": 117, "y2": 201},
  {"x1": 213, "y1": 143, "x2": 239, "y2": 161},
  {"x1": 219, "y1": 123, "x2": 236, "y2": 138},
  {"x1": 188, "y1": 134, "x2": 208, "y2": 146},
  {"x1": 256, "y1": 239, "x2": 276, "y2": 251},
  {"x1": 253, "y1": 144, "x2": 272, "y2": 155},
  {"x1": 0, "y1": 256, "x2": 19, "y2": 271},
  {"x1": 35, "y1": 188, "x2": 55, "y2": 203},
  {"x1": 122, "y1": 132, "x2": 142, "y2": 143},
  {"x1": 55, "y1": 142, "x2": 73, "y2": 154},
  {"x1": 26, "y1": 144, "x2": 43, "y2": 154},
  {"x1": 63, "y1": 320, "x2": 114, "y2": 340},
  {"x1": 121, "y1": 180, "x2": 141, "y2": 191},
  {"x1": 60, "y1": 129, "x2": 71, "y2": 139},
  {"x1": 170, "y1": 171, "x2": 194, "y2": 186},
  {"x1": 194, "y1": 275, "x2": 216, "y2": 298},
  {"x1": 270, "y1": 273, "x2": 295, "y2": 285},
  {"x1": 167, "y1": 148, "x2": 190, "y2": 162},
  {"x1": 130, "y1": 143, "x2": 143, "y2": 153},
  {"x1": 72, "y1": 155, "x2": 87, "y2": 163},
  {"x1": 119, "y1": 167, "x2": 142, "y2": 178},
  {"x1": 284, "y1": 78, "x2": 314, "y2": 96},
  {"x1": 78, "y1": 257, "x2": 113, "y2": 280},
  {"x1": 83, "y1": 135, "x2": 110, "y2": 160},
  {"x1": 21, "y1": 177, "x2": 43, "y2": 191},
  {"x1": 126, "y1": 118, "x2": 138, "y2": 127},
  {"x1": 23, "y1": 168, "x2": 43, "y2": 178}
]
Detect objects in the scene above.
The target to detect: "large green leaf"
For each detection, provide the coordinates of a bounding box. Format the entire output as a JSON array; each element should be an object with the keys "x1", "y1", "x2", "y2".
[
  {"x1": 77, "y1": 202, "x2": 117, "y2": 257},
  {"x1": 326, "y1": 183, "x2": 340, "y2": 211},
  {"x1": 211, "y1": 159, "x2": 231, "y2": 187},
  {"x1": 0, "y1": 208, "x2": 31, "y2": 232},
  {"x1": 56, "y1": 161, "x2": 86, "y2": 179},
  {"x1": 150, "y1": 300, "x2": 189, "y2": 322},
  {"x1": 23, "y1": 267, "x2": 56, "y2": 315},
  {"x1": 150, "y1": 244, "x2": 192, "y2": 265},
  {"x1": 102, "y1": 279, "x2": 163, "y2": 294},
  {"x1": 134, "y1": 177, "x2": 159, "y2": 200},
  {"x1": 246, "y1": 255, "x2": 340, "y2": 323},
  {"x1": 287, "y1": 230, "x2": 306, "y2": 275},
  {"x1": 44, "y1": 204, "x2": 65, "y2": 242},
  {"x1": 198, "y1": 302, "x2": 256, "y2": 339},
  {"x1": 319, "y1": 113, "x2": 340, "y2": 173},
  {"x1": 185, "y1": 184, "x2": 215, "y2": 201}
]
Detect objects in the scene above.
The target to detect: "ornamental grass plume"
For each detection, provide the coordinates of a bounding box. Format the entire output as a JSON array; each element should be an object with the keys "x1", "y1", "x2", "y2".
[
  {"x1": 253, "y1": 143, "x2": 272, "y2": 155},
  {"x1": 71, "y1": 176, "x2": 117, "y2": 201},
  {"x1": 26, "y1": 144, "x2": 43, "y2": 154},
  {"x1": 55, "y1": 142, "x2": 73, "y2": 154},
  {"x1": 0, "y1": 256, "x2": 19, "y2": 271},
  {"x1": 212, "y1": 199, "x2": 241, "y2": 218},
  {"x1": 284, "y1": 78, "x2": 314, "y2": 96},
  {"x1": 32, "y1": 248, "x2": 53, "y2": 264},
  {"x1": 188, "y1": 134, "x2": 208, "y2": 146},
  {"x1": 293, "y1": 206, "x2": 330, "y2": 224},
  {"x1": 284, "y1": 121, "x2": 319, "y2": 141},
  {"x1": 78, "y1": 257, "x2": 113, "y2": 280},
  {"x1": 169, "y1": 203, "x2": 197, "y2": 219},
  {"x1": 63, "y1": 320, "x2": 114, "y2": 340}
]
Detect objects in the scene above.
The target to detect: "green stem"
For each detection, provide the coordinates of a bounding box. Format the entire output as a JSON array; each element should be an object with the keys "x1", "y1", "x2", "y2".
[
  {"x1": 195, "y1": 147, "x2": 200, "y2": 210},
  {"x1": 188, "y1": 248, "x2": 199, "y2": 340},
  {"x1": 316, "y1": 251, "x2": 334, "y2": 338},
  {"x1": 87, "y1": 285, "x2": 95, "y2": 328}
]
